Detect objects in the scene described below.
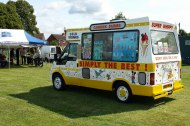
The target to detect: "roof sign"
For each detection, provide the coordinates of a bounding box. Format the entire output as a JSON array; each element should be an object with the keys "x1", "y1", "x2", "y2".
[{"x1": 90, "y1": 21, "x2": 126, "y2": 31}]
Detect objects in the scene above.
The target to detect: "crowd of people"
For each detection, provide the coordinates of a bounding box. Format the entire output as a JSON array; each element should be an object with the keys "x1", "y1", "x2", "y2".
[
  {"x1": 20, "y1": 47, "x2": 41, "y2": 65},
  {"x1": 0, "y1": 46, "x2": 41, "y2": 67}
]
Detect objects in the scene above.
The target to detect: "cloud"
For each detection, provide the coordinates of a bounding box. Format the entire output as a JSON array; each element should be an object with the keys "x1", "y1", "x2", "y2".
[
  {"x1": 37, "y1": 0, "x2": 108, "y2": 16},
  {"x1": 45, "y1": 1, "x2": 70, "y2": 10},
  {"x1": 36, "y1": 1, "x2": 70, "y2": 17},
  {"x1": 34, "y1": 0, "x2": 120, "y2": 37},
  {"x1": 36, "y1": 0, "x2": 113, "y2": 21},
  {"x1": 68, "y1": 0, "x2": 102, "y2": 14}
]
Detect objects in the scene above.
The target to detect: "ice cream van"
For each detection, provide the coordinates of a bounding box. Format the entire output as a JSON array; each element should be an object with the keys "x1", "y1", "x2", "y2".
[{"x1": 51, "y1": 17, "x2": 183, "y2": 103}]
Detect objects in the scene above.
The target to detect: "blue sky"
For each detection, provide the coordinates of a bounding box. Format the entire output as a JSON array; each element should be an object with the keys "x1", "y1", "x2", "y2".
[{"x1": 1, "y1": 0, "x2": 190, "y2": 38}]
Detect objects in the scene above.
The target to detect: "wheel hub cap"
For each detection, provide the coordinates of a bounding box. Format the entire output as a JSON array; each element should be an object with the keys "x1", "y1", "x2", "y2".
[
  {"x1": 120, "y1": 90, "x2": 126, "y2": 97},
  {"x1": 117, "y1": 86, "x2": 129, "y2": 101},
  {"x1": 54, "y1": 77, "x2": 61, "y2": 89}
]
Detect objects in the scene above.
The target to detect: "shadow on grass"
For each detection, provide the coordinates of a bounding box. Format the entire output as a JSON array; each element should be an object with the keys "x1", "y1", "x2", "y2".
[{"x1": 10, "y1": 86, "x2": 175, "y2": 118}]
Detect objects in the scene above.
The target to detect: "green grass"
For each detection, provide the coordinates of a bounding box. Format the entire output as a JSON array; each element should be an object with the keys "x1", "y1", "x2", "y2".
[{"x1": 0, "y1": 63, "x2": 190, "y2": 126}]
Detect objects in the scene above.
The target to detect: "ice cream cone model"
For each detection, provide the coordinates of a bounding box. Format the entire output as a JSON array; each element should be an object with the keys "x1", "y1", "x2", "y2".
[
  {"x1": 141, "y1": 43, "x2": 149, "y2": 56},
  {"x1": 141, "y1": 33, "x2": 149, "y2": 56}
]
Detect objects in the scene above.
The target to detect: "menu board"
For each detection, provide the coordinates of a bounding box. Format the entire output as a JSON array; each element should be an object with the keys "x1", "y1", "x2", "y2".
[
  {"x1": 93, "y1": 40, "x2": 103, "y2": 60},
  {"x1": 153, "y1": 44, "x2": 158, "y2": 54},
  {"x1": 113, "y1": 31, "x2": 138, "y2": 61},
  {"x1": 158, "y1": 42, "x2": 163, "y2": 53},
  {"x1": 82, "y1": 34, "x2": 92, "y2": 59},
  {"x1": 163, "y1": 42, "x2": 168, "y2": 53}
]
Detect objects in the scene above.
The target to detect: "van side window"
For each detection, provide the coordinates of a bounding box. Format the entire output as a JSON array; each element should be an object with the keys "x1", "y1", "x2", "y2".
[
  {"x1": 68, "y1": 43, "x2": 77, "y2": 61},
  {"x1": 151, "y1": 31, "x2": 178, "y2": 54},
  {"x1": 58, "y1": 43, "x2": 77, "y2": 64},
  {"x1": 93, "y1": 33, "x2": 113, "y2": 61},
  {"x1": 57, "y1": 45, "x2": 69, "y2": 65}
]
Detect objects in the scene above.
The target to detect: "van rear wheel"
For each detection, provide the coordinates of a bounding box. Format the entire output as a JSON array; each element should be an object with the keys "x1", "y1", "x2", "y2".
[
  {"x1": 52, "y1": 74, "x2": 66, "y2": 90},
  {"x1": 114, "y1": 83, "x2": 132, "y2": 103}
]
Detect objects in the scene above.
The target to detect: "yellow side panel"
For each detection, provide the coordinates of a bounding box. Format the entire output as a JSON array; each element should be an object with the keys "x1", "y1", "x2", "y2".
[
  {"x1": 65, "y1": 77, "x2": 82, "y2": 86},
  {"x1": 59, "y1": 73, "x2": 113, "y2": 90},
  {"x1": 130, "y1": 84, "x2": 156, "y2": 96},
  {"x1": 59, "y1": 72, "x2": 81, "y2": 86},
  {"x1": 81, "y1": 79, "x2": 112, "y2": 91}
]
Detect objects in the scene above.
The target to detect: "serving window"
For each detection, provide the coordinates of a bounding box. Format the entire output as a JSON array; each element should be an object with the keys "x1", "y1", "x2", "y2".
[{"x1": 82, "y1": 30, "x2": 139, "y2": 62}]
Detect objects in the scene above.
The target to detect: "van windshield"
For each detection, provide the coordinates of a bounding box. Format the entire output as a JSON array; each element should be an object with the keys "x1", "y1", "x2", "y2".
[{"x1": 151, "y1": 31, "x2": 178, "y2": 54}]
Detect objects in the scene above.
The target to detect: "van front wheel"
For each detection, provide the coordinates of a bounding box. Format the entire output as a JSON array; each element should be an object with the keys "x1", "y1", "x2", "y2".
[
  {"x1": 53, "y1": 74, "x2": 66, "y2": 90},
  {"x1": 114, "y1": 83, "x2": 132, "y2": 103}
]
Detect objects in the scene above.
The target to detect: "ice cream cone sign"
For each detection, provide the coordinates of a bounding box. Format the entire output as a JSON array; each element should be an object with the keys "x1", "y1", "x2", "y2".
[{"x1": 141, "y1": 33, "x2": 149, "y2": 56}]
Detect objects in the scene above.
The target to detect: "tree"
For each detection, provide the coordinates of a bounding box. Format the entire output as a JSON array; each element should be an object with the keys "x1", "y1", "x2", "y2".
[
  {"x1": 0, "y1": 2, "x2": 23, "y2": 29},
  {"x1": 179, "y1": 29, "x2": 188, "y2": 36},
  {"x1": 7, "y1": 0, "x2": 40, "y2": 35},
  {"x1": 50, "y1": 40, "x2": 59, "y2": 46},
  {"x1": 111, "y1": 12, "x2": 127, "y2": 21}
]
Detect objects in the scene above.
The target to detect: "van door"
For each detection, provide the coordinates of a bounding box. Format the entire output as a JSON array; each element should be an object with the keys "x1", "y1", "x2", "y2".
[{"x1": 57, "y1": 43, "x2": 81, "y2": 85}]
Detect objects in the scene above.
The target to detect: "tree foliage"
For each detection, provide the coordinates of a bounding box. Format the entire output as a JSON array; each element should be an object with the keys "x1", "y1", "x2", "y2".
[
  {"x1": 0, "y1": 2, "x2": 23, "y2": 29},
  {"x1": 50, "y1": 40, "x2": 59, "y2": 46},
  {"x1": 7, "y1": 0, "x2": 40, "y2": 35},
  {"x1": 179, "y1": 29, "x2": 189, "y2": 36},
  {"x1": 111, "y1": 12, "x2": 127, "y2": 21}
]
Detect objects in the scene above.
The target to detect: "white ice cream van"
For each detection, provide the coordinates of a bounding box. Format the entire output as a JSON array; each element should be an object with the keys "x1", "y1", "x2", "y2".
[{"x1": 51, "y1": 17, "x2": 183, "y2": 103}]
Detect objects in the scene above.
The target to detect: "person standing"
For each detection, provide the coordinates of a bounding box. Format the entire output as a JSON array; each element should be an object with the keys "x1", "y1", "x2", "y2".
[
  {"x1": 21, "y1": 48, "x2": 26, "y2": 65},
  {"x1": 10, "y1": 49, "x2": 14, "y2": 65},
  {"x1": 16, "y1": 48, "x2": 20, "y2": 65},
  {"x1": 34, "y1": 47, "x2": 41, "y2": 66}
]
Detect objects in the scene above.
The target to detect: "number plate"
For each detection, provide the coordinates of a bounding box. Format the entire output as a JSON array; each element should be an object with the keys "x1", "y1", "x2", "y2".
[{"x1": 163, "y1": 83, "x2": 172, "y2": 89}]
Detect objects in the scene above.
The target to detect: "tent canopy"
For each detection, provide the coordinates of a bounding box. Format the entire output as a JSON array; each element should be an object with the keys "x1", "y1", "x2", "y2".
[
  {"x1": 24, "y1": 31, "x2": 47, "y2": 45},
  {"x1": 0, "y1": 29, "x2": 47, "y2": 47}
]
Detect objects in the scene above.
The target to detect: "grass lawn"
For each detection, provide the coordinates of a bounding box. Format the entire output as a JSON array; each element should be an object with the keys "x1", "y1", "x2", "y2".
[{"x1": 0, "y1": 63, "x2": 190, "y2": 126}]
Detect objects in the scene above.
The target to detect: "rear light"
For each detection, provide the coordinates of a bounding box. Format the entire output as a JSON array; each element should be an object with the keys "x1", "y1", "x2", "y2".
[{"x1": 150, "y1": 73, "x2": 155, "y2": 85}]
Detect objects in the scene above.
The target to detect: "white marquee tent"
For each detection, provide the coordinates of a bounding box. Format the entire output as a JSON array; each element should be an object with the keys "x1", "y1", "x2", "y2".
[
  {"x1": 0, "y1": 29, "x2": 47, "y2": 47},
  {"x1": 0, "y1": 29, "x2": 47, "y2": 68}
]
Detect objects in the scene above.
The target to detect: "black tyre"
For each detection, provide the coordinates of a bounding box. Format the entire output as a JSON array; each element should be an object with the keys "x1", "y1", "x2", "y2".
[
  {"x1": 52, "y1": 74, "x2": 66, "y2": 90},
  {"x1": 114, "y1": 82, "x2": 132, "y2": 103}
]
